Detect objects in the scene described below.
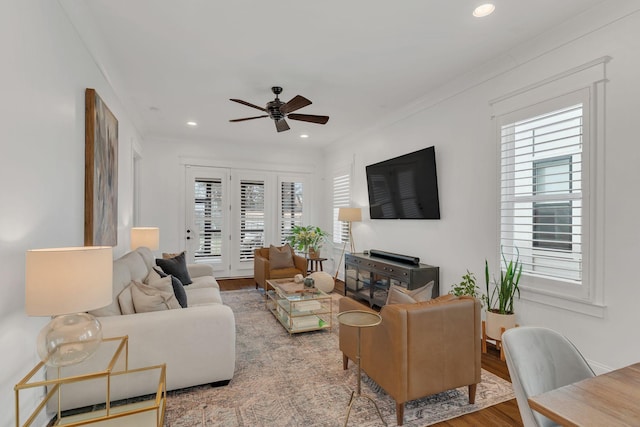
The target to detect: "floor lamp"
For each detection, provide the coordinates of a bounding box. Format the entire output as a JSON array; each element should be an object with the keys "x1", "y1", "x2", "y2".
[{"x1": 334, "y1": 207, "x2": 362, "y2": 282}]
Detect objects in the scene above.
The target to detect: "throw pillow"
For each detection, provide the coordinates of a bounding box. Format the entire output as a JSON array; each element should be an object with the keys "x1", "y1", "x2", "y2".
[
  {"x1": 117, "y1": 283, "x2": 135, "y2": 315},
  {"x1": 386, "y1": 281, "x2": 435, "y2": 305},
  {"x1": 162, "y1": 251, "x2": 182, "y2": 259},
  {"x1": 145, "y1": 267, "x2": 163, "y2": 283},
  {"x1": 146, "y1": 268, "x2": 188, "y2": 308},
  {"x1": 131, "y1": 280, "x2": 181, "y2": 313},
  {"x1": 155, "y1": 251, "x2": 192, "y2": 285},
  {"x1": 269, "y1": 244, "x2": 294, "y2": 269}
]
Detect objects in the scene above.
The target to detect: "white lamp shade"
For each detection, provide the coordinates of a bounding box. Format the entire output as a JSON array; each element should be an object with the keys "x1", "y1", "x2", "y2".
[
  {"x1": 131, "y1": 227, "x2": 160, "y2": 250},
  {"x1": 26, "y1": 246, "x2": 113, "y2": 316},
  {"x1": 338, "y1": 207, "x2": 362, "y2": 222}
]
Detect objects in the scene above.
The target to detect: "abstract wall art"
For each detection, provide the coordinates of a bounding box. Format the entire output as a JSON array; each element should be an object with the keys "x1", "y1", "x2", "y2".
[{"x1": 85, "y1": 88, "x2": 118, "y2": 246}]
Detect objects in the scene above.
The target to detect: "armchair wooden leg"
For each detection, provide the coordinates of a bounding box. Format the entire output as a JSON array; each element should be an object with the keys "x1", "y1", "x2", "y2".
[
  {"x1": 481, "y1": 320, "x2": 487, "y2": 354},
  {"x1": 396, "y1": 402, "x2": 404, "y2": 426},
  {"x1": 342, "y1": 354, "x2": 349, "y2": 370},
  {"x1": 468, "y1": 383, "x2": 477, "y2": 404}
]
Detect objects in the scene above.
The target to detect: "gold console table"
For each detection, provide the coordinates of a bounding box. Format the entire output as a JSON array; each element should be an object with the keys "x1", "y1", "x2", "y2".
[{"x1": 14, "y1": 336, "x2": 166, "y2": 427}]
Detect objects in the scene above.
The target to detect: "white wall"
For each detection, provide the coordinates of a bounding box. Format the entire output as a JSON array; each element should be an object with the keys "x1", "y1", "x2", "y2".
[
  {"x1": 138, "y1": 137, "x2": 326, "y2": 273},
  {"x1": 0, "y1": 1, "x2": 141, "y2": 426},
  {"x1": 325, "y1": 2, "x2": 640, "y2": 371}
]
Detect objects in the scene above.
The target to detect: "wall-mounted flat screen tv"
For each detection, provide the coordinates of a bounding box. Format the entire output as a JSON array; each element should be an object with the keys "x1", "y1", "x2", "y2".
[{"x1": 365, "y1": 146, "x2": 440, "y2": 219}]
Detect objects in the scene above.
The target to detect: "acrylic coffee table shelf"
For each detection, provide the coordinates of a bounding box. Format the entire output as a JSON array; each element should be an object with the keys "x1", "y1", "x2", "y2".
[
  {"x1": 266, "y1": 278, "x2": 332, "y2": 334},
  {"x1": 14, "y1": 336, "x2": 166, "y2": 427}
]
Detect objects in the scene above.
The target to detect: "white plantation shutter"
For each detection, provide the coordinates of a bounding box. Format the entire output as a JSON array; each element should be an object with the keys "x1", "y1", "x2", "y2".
[
  {"x1": 500, "y1": 103, "x2": 583, "y2": 283},
  {"x1": 280, "y1": 181, "x2": 303, "y2": 245},
  {"x1": 239, "y1": 180, "x2": 265, "y2": 261},
  {"x1": 194, "y1": 178, "x2": 223, "y2": 260},
  {"x1": 332, "y1": 173, "x2": 350, "y2": 244}
]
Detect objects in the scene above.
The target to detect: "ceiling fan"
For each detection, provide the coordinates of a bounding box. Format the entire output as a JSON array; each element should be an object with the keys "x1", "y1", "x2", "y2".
[{"x1": 229, "y1": 86, "x2": 329, "y2": 133}]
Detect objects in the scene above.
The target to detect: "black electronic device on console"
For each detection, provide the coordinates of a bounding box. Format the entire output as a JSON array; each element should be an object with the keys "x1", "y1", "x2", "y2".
[{"x1": 369, "y1": 249, "x2": 420, "y2": 266}]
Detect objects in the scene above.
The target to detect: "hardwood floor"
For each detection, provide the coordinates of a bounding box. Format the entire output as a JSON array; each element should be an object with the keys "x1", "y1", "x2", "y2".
[{"x1": 217, "y1": 278, "x2": 523, "y2": 426}]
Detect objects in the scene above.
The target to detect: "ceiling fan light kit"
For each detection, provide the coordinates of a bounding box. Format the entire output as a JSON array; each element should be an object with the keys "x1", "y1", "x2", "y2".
[{"x1": 230, "y1": 86, "x2": 329, "y2": 133}]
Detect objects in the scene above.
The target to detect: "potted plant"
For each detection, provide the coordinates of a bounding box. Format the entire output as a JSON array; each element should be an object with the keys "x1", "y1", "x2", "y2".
[
  {"x1": 450, "y1": 270, "x2": 482, "y2": 302},
  {"x1": 287, "y1": 225, "x2": 330, "y2": 257},
  {"x1": 483, "y1": 247, "x2": 522, "y2": 340}
]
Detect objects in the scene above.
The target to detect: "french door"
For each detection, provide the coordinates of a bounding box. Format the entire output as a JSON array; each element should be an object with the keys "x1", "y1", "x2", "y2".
[
  {"x1": 185, "y1": 165, "x2": 308, "y2": 278},
  {"x1": 185, "y1": 166, "x2": 230, "y2": 274}
]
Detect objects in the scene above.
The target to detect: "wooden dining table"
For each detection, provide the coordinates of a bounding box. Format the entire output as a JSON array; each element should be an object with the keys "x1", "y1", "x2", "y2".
[{"x1": 528, "y1": 362, "x2": 640, "y2": 426}]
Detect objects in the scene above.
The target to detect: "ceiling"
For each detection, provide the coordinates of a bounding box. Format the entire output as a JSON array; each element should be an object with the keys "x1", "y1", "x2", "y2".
[{"x1": 60, "y1": 0, "x2": 606, "y2": 147}]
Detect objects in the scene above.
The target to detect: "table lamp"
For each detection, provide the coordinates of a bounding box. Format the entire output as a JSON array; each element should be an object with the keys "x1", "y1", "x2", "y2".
[
  {"x1": 25, "y1": 246, "x2": 113, "y2": 367},
  {"x1": 130, "y1": 227, "x2": 159, "y2": 250}
]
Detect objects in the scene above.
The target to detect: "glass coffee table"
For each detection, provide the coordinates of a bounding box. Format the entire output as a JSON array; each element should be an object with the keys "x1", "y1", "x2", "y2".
[{"x1": 265, "y1": 278, "x2": 332, "y2": 334}]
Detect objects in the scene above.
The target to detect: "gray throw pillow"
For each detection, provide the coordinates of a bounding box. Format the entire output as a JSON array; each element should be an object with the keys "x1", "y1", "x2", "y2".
[
  {"x1": 155, "y1": 251, "x2": 192, "y2": 285},
  {"x1": 269, "y1": 244, "x2": 295, "y2": 269},
  {"x1": 386, "y1": 281, "x2": 435, "y2": 305}
]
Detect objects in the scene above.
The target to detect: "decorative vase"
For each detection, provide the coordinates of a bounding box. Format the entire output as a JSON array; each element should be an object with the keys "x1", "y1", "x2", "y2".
[
  {"x1": 308, "y1": 247, "x2": 320, "y2": 259},
  {"x1": 485, "y1": 310, "x2": 516, "y2": 340},
  {"x1": 303, "y1": 277, "x2": 315, "y2": 289}
]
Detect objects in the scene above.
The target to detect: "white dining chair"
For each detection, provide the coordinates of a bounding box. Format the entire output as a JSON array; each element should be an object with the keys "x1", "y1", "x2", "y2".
[{"x1": 502, "y1": 326, "x2": 595, "y2": 427}]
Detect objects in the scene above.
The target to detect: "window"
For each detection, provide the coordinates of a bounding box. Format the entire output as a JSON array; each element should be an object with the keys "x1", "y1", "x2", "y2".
[
  {"x1": 194, "y1": 178, "x2": 223, "y2": 260},
  {"x1": 501, "y1": 103, "x2": 583, "y2": 284},
  {"x1": 239, "y1": 180, "x2": 265, "y2": 261},
  {"x1": 532, "y1": 156, "x2": 573, "y2": 251},
  {"x1": 279, "y1": 180, "x2": 304, "y2": 245},
  {"x1": 332, "y1": 173, "x2": 350, "y2": 245}
]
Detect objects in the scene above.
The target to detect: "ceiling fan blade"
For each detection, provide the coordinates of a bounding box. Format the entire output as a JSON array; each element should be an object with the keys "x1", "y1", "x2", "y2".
[
  {"x1": 275, "y1": 119, "x2": 290, "y2": 132},
  {"x1": 280, "y1": 95, "x2": 312, "y2": 115},
  {"x1": 229, "y1": 115, "x2": 269, "y2": 122},
  {"x1": 287, "y1": 113, "x2": 330, "y2": 125},
  {"x1": 230, "y1": 98, "x2": 267, "y2": 112}
]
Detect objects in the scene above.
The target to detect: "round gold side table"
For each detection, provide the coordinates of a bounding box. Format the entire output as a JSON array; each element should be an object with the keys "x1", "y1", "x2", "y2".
[{"x1": 337, "y1": 310, "x2": 387, "y2": 427}]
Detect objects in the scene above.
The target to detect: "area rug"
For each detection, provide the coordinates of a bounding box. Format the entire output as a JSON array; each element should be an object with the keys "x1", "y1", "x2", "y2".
[{"x1": 163, "y1": 289, "x2": 514, "y2": 426}]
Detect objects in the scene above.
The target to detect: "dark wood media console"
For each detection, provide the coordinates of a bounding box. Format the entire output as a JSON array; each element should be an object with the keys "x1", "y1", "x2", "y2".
[{"x1": 344, "y1": 252, "x2": 439, "y2": 307}]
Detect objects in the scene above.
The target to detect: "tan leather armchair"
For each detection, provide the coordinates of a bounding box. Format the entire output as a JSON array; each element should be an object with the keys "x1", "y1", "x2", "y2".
[
  {"x1": 339, "y1": 295, "x2": 481, "y2": 426},
  {"x1": 253, "y1": 246, "x2": 307, "y2": 291}
]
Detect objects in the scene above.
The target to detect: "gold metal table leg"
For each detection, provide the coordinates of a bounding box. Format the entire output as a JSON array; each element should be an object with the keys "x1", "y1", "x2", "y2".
[{"x1": 343, "y1": 327, "x2": 387, "y2": 426}]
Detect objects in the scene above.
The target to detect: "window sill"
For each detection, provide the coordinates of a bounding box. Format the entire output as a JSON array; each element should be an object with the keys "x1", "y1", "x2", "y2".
[{"x1": 520, "y1": 287, "x2": 606, "y2": 318}]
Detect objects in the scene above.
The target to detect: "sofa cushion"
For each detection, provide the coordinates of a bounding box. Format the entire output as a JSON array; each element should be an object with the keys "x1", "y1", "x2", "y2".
[
  {"x1": 269, "y1": 244, "x2": 294, "y2": 269},
  {"x1": 131, "y1": 279, "x2": 181, "y2": 313},
  {"x1": 386, "y1": 281, "x2": 434, "y2": 305},
  {"x1": 189, "y1": 275, "x2": 220, "y2": 290},
  {"x1": 148, "y1": 268, "x2": 188, "y2": 308},
  {"x1": 185, "y1": 287, "x2": 223, "y2": 305},
  {"x1": 155, "y1": 252, "x2": 192, "y2": 285},
  {"x1": 117, "y1": 283, "x2": 135, "y2": 315}
]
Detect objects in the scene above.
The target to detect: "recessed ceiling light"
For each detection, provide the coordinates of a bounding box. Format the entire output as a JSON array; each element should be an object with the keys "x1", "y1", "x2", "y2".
[
  {"x1": 186, "y1": 121, "x2": 198, "y2": 127},
  {"x1": 473, "y1": 3, "x2": 495, "y2": 17},
  {"x1": 300, "y1": 134, "x2": 309, "y2": 139}
]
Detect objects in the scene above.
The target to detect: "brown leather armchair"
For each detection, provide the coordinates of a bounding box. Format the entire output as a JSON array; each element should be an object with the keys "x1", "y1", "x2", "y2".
[
  {"x1": 339, "y1": 294, "x2": 481, "y2": 426},
  {"x1": 253, "y1": 246, "x2": 307, "y2": 291}
]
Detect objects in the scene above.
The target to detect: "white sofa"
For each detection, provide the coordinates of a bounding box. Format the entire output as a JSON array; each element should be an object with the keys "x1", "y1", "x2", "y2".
[{"x1": 47, "y1": 247, "x2": 236, "y2": 412}]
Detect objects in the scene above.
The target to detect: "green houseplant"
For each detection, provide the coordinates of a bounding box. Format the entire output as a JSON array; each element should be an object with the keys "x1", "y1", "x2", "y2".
[
  {"x1": 450, "y1": 270, "x2": 482, "y2": 302},
  {"x1": 286, "y1": 225, "x2": 330, "y2": 257},
  {"x1": 483, "y1": 246, "x2": 522, "y2": 339}
]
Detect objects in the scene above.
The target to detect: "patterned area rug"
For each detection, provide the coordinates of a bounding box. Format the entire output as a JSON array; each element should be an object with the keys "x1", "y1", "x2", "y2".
[{"x1": 163, "y1": 289, "x2": 514, "y2": 426}]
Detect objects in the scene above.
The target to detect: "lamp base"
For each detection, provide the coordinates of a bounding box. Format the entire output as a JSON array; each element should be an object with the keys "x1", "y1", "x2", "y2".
[{"x1": 37, "y1": 313, "x2": 103, "y2": 367}]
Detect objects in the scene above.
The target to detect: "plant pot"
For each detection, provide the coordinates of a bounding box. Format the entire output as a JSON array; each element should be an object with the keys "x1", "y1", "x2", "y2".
[
  {"x1": 308, "y1": 248, "x2": 320, "y2": 259},
  {"x1": 485, "y1": 310, "x2": 516, "y2": 340}
]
